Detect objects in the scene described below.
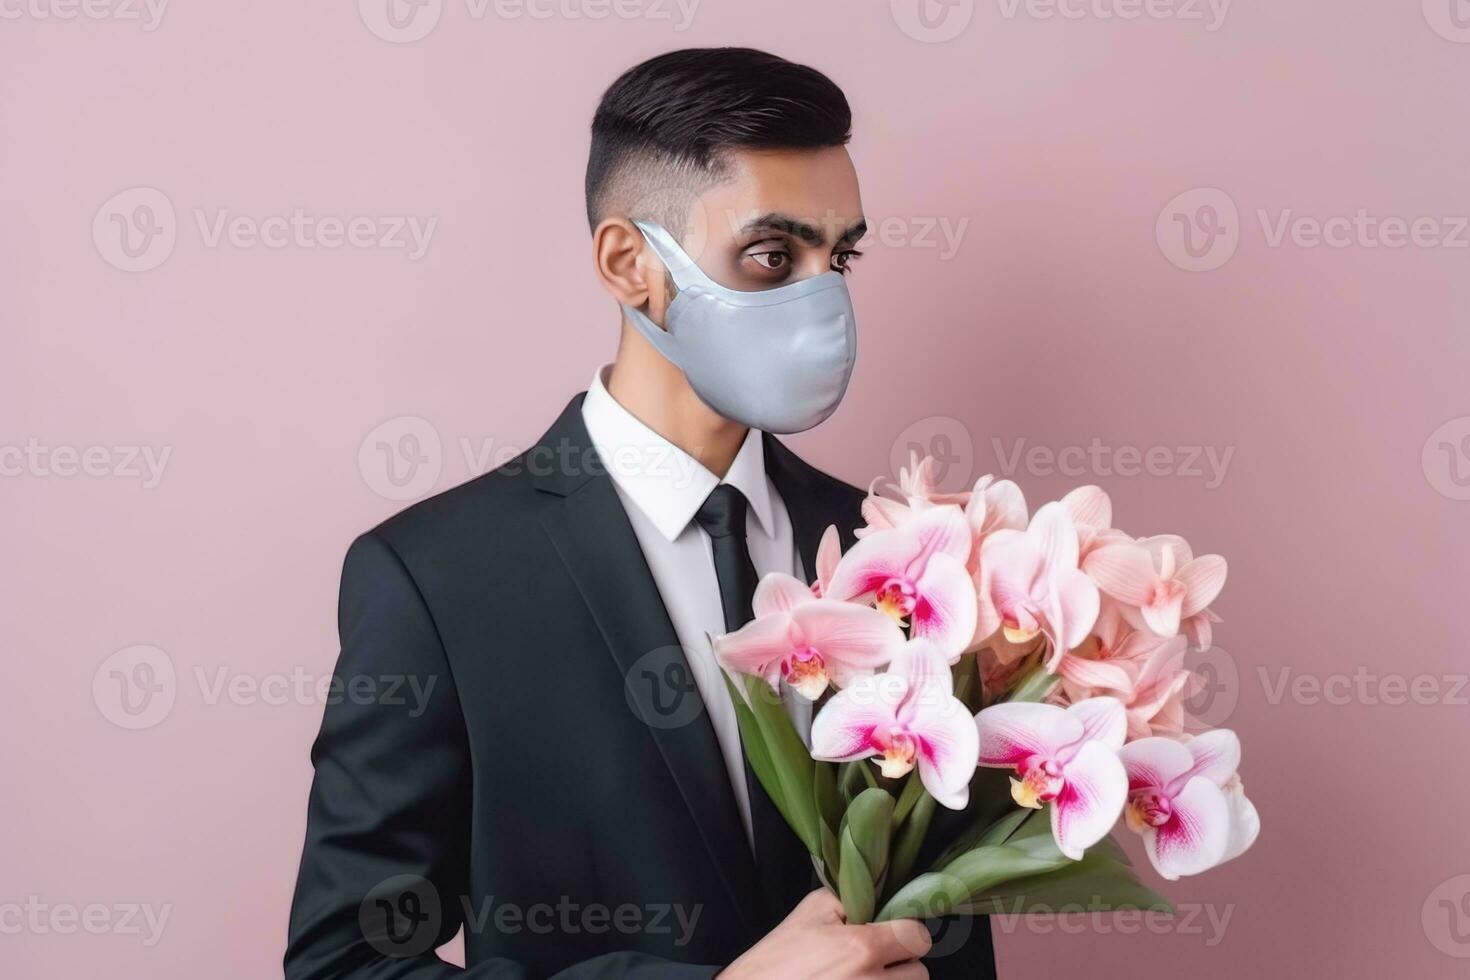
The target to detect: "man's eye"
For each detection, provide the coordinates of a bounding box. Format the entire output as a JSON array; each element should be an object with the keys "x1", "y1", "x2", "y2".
[
  {"x1": 832, "y1": 249, "x2": 863, "y2": 273},
  {"x1": 748, "y1": 250, "x2": 789, "y2": 270}
]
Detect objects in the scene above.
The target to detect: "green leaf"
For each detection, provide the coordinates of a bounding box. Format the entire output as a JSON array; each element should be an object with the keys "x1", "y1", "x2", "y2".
[
  {"x1": 883, "y1": 792, "x2": 936, "y2": 905},
  {"x1": 814, "y1": 760, "x2": 841, "y2": 836},
  {"x1": 875, "y1": 811, "x2": 1073, "y2": 921},
  {"x1": 724, "y1": 672, "x2": 820, "y2": 855},
  {"x1": 892, "y1": 772, "x2": 926, "y2": 827},
  {"x1": 842, "y1": 787, "x2": 894, "y2": 881},
  {"x1": 1006, "y1": 663, "x2": 1061, "y2": 703},
  {"x1": 958, "y1": 844, "x2": 1172, "y2": 916},
  {"x1": 838, "y1": 827, "x2": 877, "y2": 924}
]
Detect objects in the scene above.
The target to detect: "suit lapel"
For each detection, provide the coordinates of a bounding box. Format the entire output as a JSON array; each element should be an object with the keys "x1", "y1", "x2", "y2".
[
  {"x1": 763, "y1": 434, "x2": 863, "y2": 568},
  {"x1": 533, "y1": 397, "x2": 763, "y2": 931}
]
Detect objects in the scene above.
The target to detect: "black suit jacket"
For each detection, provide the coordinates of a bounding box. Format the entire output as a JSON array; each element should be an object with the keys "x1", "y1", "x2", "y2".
[{"x1": 285, "y1": 395, "x2": 995, "y2": 978}]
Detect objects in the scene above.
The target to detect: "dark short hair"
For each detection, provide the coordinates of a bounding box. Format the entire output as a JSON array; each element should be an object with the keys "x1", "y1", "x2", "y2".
[{"x1": 585, "y1": 47, "x2": 852, "y2": 232}]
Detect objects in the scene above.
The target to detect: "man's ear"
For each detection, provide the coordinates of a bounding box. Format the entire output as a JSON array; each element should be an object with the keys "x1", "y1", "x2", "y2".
[{"x1": 592, "y1": 218, "x2": 667, "y2": 314}]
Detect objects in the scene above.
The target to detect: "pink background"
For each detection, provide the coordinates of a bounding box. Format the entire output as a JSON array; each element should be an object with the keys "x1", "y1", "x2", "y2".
[{"x1": 4, "y1": 1, "x2": 1468, "y2": 976}]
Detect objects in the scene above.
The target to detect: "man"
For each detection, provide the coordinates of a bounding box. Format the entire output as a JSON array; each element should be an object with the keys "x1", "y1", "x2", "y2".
[{"x1": 286, "y1": 48, "x2": 995, "y2": 979}]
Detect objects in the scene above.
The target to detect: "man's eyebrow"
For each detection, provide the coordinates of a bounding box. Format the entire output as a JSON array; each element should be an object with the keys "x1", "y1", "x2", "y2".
[{"x1": 735, "y1": 213, "x2": 868, "y2": 248}]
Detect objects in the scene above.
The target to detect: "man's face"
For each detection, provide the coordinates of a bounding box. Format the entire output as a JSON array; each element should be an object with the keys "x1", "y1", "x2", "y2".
[{"x1": 672, "y1": 145, "x2": 865, "y2": 291}]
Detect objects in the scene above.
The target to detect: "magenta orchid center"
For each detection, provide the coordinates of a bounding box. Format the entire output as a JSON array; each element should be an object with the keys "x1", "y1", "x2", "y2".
[
  {"x1": 780, "y1": 645, "x2": 830, "y2": 700},
  {"x1": 874, "y1": 577, "x2": 917, "y2": 623},
  {"x1": 872, "y1": 726, "x2": 918, "y2": 779},
  {"x1": 1009, "y1": 755, "x2": 1066, "y2": 809},
  {"x1": 1125, "y1": 789, "x2": 1173, "y2": 831}
]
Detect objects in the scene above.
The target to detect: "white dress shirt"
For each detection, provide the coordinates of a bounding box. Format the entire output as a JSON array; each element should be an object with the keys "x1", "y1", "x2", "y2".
[{"x1": 581, "y1": 366, "x2": 809, "y2": 849}]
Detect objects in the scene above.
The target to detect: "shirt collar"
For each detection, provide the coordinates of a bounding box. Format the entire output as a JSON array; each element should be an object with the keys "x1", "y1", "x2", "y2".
[{"x1": 581, "y1": 366, "x2": 776, "y2": 543}]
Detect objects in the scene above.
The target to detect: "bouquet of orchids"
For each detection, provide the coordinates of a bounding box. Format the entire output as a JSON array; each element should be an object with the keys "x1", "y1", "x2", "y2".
[{"x1": 714, "y1": 456, "x2": 1259, "y2": 925}]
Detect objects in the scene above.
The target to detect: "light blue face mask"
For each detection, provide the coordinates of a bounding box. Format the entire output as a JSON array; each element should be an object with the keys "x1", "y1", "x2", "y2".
[{"x1": 620, "y1": 220, "x2": 858, "y2": 434}]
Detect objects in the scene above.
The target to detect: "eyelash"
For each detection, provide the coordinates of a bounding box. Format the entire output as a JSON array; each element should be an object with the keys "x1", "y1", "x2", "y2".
[{"x1": 745, "y1": 247, "x2": 864, "y2": 274}]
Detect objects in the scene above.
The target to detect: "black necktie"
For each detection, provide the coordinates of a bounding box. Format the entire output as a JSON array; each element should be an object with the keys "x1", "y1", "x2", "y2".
[{"x1": 693, "y1": 485, "x2": 813, "y2": 922}]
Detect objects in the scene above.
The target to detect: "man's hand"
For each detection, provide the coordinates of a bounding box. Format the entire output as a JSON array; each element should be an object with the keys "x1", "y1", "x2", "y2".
[{"x1": 721, "y1": 889, "x2": 931, "y2": 979}]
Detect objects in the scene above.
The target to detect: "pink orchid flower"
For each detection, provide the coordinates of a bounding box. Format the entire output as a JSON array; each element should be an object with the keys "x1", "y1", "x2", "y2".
[
  {"x1": 962, "y1": 475, "x2": 1028, "y2": 574},
  {"x1": 713, "y1": 574, "x2": 905, "y2": 700},
  {"x1": 1061, "y1": 485, "x2": 1130, "y2": 560},
  {"x1": 810, "y1": 525, "x2": 841, "y2": 597},
  {"x1": 1054, "y1": 602, "x2": 1194, "y2": 737},
  {"x1": 1084, "y1": 534, "x2": 1226, "y2": 641},
  {"x1": 976, "y1": 697, "x2": 1129, "y2": 859},
  {"x1": 974, "y1": 502, "x2": 1100, "y2": 668},
  {"x1": 811, "y1": 639, "x2": 979, "y2": 809},
  {"x1": 1119, "y1": 730, "x2": 1257, "y2": 880},
  {"x1": 825, "y1": 505, "x2": 978, "y2": 663},
  {"x1": 857, "y1": 453, "x2": 972, "y2": 536}
]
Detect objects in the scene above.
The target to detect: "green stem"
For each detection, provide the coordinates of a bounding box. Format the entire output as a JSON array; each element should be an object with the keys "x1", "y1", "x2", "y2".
[
  {"x1": 1006, "y1": 661, "x2": 1061, "y2": 703},
  {"x1": 882, "y1": 793, "x2": 936, "y2": 905}
]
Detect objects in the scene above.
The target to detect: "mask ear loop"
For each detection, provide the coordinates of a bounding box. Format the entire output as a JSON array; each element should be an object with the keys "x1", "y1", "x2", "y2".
[{"x1": 619, "y1": 220, "x2": 702, "y2": 367}]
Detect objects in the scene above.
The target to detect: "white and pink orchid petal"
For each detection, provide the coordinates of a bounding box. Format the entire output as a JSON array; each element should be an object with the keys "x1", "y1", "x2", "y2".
[
  {"x1": 1028, "y1": 502, "x2": 1081, "y2": 574},
  {"x1": 861, "y1": 494, "x2": 909, "y2": 535},
  {"x1": 1084, "y1": 543, "x2": 1157, "y2": 607},
  {"x1": 1064, "y1": 696, "x2": 1127, "y2": 752},
  {"x1": 976, "y1": 701, "x2": 1083, "y2": 768},
  {"x1": 1048, "y1": 567, "x2": 1101, "y2": 652},
  {"x1": 809, "y1": 674, "x2": 904, "y2": 763},
  {"x1": 1140, "y1": 590, "x2": 1185, "y2": 638},
  {"x1": 911, "y1": 698, "x2": 981, "y2": 810},
  {"x1": 791, "y1": 599, "x2": 906, "y2": 671},
  {"x1": 888, "y1": 638, "x2": 954, "y2": 694},
  {"x1": 712, "y1": 613, "x2": 794, "y2": 683},
  {"x1": 910, "y1": 552, "x2": 980, "y2": 663},
  {"x1": 1221, "y1": 785, "x2": 1260, "y2": 864},
  {"x1": 910, "y1": 503, "x2": 973, "y2": 566},
  {"x1": 1183, "y1": 611, "x2": 1215, "y2": 651},
  {"x1": 1056, "y1": 654, "x2": 1135, "y2": 694},
  {"x1": 753, "y1": 572, "x2": 816, "y2": 617},
  {"x1": 824, "y1": 526, "x2": 917, "y2": 604},
  {"x1": 1141, "y1": 534, "x2": 1194, "y2": 568},
  {"x1": 1062, "y1": 485, "x2": 1112, "y2": 532},
  {"x1": 1184, "y1": 729, "x2": 1241, "y2": 788},
  {"x1": 968, "y1": 477, "x2": 1028, "y2": 538},
  {"x1": 1052, "y1": 740, "x2": 1128, "y2": 860},
  {"x1": 814, "y1": 525, "x2": 842, "y2": 593},
  {"x1": 1178, "y1": 555, "x2": 1228, "y2": 618},
  {"x1": 1141, "y1": 775, "x2": 1230, "y2": 880},
  {"x1": 1119, "y1": 736, "x2": 1195, "y2": 793}
]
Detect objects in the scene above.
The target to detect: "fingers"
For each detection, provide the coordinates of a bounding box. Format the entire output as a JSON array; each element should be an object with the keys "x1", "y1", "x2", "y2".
[
  {"x1": 882, "y1": 963, "x2": 930, "y2": 980},
  {"x1": 862, "y1": 918, "x2": 933, "y2": 965},
  {"x1": 796, "y1": 887, "x2": 846, "y2": 923}
]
